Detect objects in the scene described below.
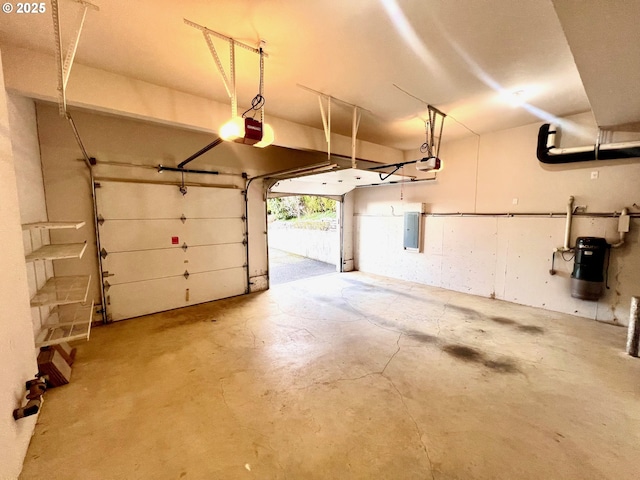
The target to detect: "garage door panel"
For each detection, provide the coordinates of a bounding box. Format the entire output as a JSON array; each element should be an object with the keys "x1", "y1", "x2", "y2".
[
  {"x1": 184, "y1": 188, "x2": 245, "y2": 218},
  {"x1": 107, "y1": 276, "x2": 188, "y2": 320},
  {"x1": 96, "y1": 181, "x2": 248, "y2": 321},
  {"x1": 100, "y1": 219, "x2": 244, "y2": 252},
  {"x1": 98, "y1": 182, "x2": 186, "y2": 219},
  {"x1": 184, "y1": 219, "x2": 245, "y2": 245},
  {"x1": 107, "y1": 268, "x2": 246, "y2": 321},
  {"x1": 187, "y1": 268, "x2": 246, "y2": 305},
  {"x1": 188, "y1": 244, "x2": 246, "y2": 273},
  {"x1": 100, "y1": 219, "x2": 185, "y2": 252},
  {"x1": 103, "y1": 244, "x2": 246, "y2": 284},
  {"x1": 102, "y1": 249, "x2": 187, "y2": 284}
]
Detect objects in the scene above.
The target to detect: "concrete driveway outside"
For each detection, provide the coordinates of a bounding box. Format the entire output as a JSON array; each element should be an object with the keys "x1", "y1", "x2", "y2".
[{"x1": 269, "y1": 247, "x2": 336, "y2": 285}]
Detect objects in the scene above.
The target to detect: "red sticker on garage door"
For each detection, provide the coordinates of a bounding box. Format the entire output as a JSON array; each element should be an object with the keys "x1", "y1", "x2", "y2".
[{"x1": 171, "y1": 236, "x2": 179, "y2": 245}]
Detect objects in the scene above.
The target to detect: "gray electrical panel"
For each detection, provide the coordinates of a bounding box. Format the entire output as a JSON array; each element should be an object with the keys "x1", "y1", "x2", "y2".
[{"x1": 403, "y1": 212, "x2": 420, "y2": 251}]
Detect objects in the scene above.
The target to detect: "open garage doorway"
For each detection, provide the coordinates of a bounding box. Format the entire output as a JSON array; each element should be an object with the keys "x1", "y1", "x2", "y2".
[{"x1": 267, "y1": 195, "x2": 339, "y2": 285}]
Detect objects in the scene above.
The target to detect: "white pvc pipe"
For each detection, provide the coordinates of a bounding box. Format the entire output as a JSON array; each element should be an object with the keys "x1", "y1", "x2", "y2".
[
  {"x1": 611, "y1": 207, "x2": 629, "y2": 248},
  {"x1": 549, "y1": 146, "x2": 594, "y2": 155},
  {"x1": 627, "y1": 297, "x2": 640, "y2": 357},
  {"x1": 563, "y1": 196, "x2": 574, "y2": 251},
  {"x1": 545, "y1": 124, "x2": 640, "y2": 156},
  {"x1": 600, "y1": 141, "x2": 640, "y2": 151}
]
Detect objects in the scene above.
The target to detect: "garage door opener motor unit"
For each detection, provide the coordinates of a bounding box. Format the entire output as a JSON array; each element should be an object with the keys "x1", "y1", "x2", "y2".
[{"x1": 570, "y1": 237, "x2": 608, "y2": 301}]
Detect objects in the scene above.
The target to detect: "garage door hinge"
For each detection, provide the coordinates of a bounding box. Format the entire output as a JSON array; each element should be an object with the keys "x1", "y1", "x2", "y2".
[
  {"x1": 182, "y1": 243, "x2": 188, "y2": 251},
  {"x1": 180, "y1": 214, "x2": 187, "y2": 223},
  {"x1": 100, "y1": 248, "x2": 108, "y2": 259},
  {"x1": 104, "y1": 280, "x2": 111, "y2": 292},
  {"x1": 94, "y1": 182, "x2": 101, "y2": 188},
  {"x1": 97, "y1": 214, "x2": 105, "y2": 226},
  {"x1": 102, "y1": 271, "x2": 114, "y2": 278},
  {"x1": 241, "y1": 215, "x2": 247, "y2": 221},
  {"x1": 242, "y1": 238, "x2": 248, "y2": 245},
  {"x1": 183, "y1": 270, "x2": 190, "y2": 280}
]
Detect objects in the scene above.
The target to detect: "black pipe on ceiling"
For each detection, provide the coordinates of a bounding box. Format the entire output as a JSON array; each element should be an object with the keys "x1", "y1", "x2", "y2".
[{"x1": 537, "y1": 123, "x2": 640, "y2": 164}]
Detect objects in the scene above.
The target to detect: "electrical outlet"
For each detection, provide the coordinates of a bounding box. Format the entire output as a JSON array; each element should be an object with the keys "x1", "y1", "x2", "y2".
[{"x1": 591, "y1": 171, "x2": 599, "y2": 179}]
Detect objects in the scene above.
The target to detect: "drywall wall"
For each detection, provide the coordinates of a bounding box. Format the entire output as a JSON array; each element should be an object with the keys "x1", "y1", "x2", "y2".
[
  {"x1": 36, "y1": 103, "x2": 331, "y2": 316},
  {"x1": 354, "y1": 114, "x2": 640, "y2": 325},
  {"x1": 0, "y1": 53, "x2": 39, "y2": 480},
  {"x1": 9, "y1": 94, "x2": 53, "y2": 337}
]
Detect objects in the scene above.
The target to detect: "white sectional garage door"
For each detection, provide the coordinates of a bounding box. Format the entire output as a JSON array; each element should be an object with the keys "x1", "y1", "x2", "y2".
[{"x1": 96, "y1": 181, "x2": 247, "y2": 321}]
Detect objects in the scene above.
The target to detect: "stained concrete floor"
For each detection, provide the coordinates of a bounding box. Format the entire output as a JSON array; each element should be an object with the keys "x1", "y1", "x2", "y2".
[{"x1": 20, "y1": 272, "x2": 640, "y2": 480}]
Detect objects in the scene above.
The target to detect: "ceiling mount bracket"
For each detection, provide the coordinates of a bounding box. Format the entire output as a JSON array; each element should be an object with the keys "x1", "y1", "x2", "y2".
[
  {"x1": 51, "y1": 0, "x2": 100, "y2": 116},
  {"x1": 420, "y1": 105, "x2": 446, "y2": 158},
  {"x1": 351, "y1": 106, "x2": 362, "y2": 169},
  {"x1": 184, "y1": 19, "x2": 268, "y2": 118},
  {"x1": 318, "y1": 95, "x2": 331, "y2": 160},
  {"x1": 298, "y1": 84, "x2": 372, "y2": 168}
]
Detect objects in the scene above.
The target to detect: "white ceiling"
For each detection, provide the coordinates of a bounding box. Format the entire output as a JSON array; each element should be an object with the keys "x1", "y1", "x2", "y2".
[
  {"x1": 271, "y1": 168, "x2": 412, "y2": 196},
  {"x1": 552, "y1": 0, "x2": 640, "y2": 130},
  {"x1": 0, "y1": 0, "x2": 637, "y2": 150}
]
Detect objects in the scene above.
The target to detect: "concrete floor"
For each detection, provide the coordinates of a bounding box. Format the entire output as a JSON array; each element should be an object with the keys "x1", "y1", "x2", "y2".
[
  {"x1": 21, "y1": 272, "x2": 640, "y2": 480},
  {"x1": 268, "y1": 247, "x2": 336, "y2": 285}
]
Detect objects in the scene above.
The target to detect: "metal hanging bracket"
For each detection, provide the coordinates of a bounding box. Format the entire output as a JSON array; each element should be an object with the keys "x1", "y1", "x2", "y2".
[
  {"x1": 298, "y1": 84, "x2": 371, "y2": 166},
  {"x1": 179, "y1": 170, "x2": 187, "y2": 195},
  {"x1": 352, "y1": 106, "x2": 362, "y2": 169},
  {"x1": 180, "y1": 214, "x2": 187, "y2": 224},
  {"x1": 183, "y1": 270, "x2": 190, "y2": 280},
  {"x1": 51, "y1": 0, "x2": 100, "y2": 116},
  {"x1": 100, "y1": 248, "x2": 108, "y2": 259},
  {"x1": 420, "y1": 105, "x2": 447, "y2": 158},
  {"x1": 184, "y1": 19, "x2": 268, "y2": 118},
  {"x1": 318, "y1": 95, "x2": 331, "y2": 160},
  {"x1": 182, "y1": 243, "x2": 188, "y2": 252},
  {"x1": 97, "y1": 214, "x2": 105, "y2": 226},
  {"x1": 392, "y1": 84, "x2": 447, "y2": 160}
]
